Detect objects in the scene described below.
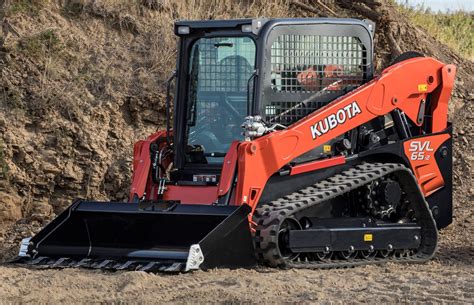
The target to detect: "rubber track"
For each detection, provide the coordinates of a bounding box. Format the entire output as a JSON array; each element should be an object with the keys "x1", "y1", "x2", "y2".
[{"x1": 253, "y1": 162, "x2": 438, "y2": 269}]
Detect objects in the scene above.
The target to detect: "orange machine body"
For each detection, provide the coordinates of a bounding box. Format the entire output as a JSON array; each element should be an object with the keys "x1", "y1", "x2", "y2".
[{"x1": 130, "y1": 57, "x2": 455, "y2": 213}]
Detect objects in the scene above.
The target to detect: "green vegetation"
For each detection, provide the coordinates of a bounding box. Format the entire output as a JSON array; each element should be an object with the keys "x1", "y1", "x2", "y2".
[
  {"x1": 400, "y1": 6, "x2": 473, "y2": 60},
  {"x1": 0, "y1": 140, "x2": 8, "y2": 184},
  {"x1": 18, "y1": 29, "x2": 62, "y2": 58},
  {"x1": 8, "y1": 0, "x2": 47, "y2": 16},
  {"x1": 62, "y1": 0, "x2": 85, "y2": 16}
]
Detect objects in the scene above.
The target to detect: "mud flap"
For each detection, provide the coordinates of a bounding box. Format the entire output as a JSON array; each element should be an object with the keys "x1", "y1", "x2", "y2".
[{"x1": 15, "y1": 200, "x2": 257, "y2": 272}]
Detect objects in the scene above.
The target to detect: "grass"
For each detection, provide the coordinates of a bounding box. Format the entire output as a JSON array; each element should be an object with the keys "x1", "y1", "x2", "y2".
[
  {"x1": 0, "y1": 140, "x2": 8, "y2": 184},
  {"x1": 17, "y1": 29, "x2": 62, "y2": 59},
  {"x1": 399, "y1": 5, "x2": 473, "y2": 60},
  {"x1": 7, "y1": 0, "x2": 48, "y2": 16}
]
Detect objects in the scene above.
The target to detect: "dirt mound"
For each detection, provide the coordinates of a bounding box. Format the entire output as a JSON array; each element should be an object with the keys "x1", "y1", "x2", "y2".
[{"x1": 0, "y1": 0, "x2": 472, "y2": 302}]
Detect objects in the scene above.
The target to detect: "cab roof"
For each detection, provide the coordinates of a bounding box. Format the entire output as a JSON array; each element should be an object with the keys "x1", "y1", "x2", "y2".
[{"x1": 174, "y1": 18, "x2": 374, "y2": 36}]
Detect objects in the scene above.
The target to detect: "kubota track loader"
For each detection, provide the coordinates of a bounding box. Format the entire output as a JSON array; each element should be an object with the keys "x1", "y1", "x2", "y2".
[{"x1": 15, "y1": 18, "x2": 455, "y2": 272}]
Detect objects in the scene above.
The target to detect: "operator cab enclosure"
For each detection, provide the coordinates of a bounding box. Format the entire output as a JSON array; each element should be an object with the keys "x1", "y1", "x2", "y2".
[{"x1": 171, "y1": 18, "x2": 375, "y2": 182}]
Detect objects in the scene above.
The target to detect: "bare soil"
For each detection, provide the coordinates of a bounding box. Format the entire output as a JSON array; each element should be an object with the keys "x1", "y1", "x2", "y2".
[
  {"x1": 0, "y1": 0, "x2": 472, "y2": 303},
  {"x1": 0, "y1": 257, "x2": 472, "y2": 303}
]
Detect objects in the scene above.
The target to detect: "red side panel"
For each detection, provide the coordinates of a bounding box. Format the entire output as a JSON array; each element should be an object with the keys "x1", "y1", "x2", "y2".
[
  {"x1": 217, "y1": 141, "x2": 239, "y2": 197},
  {"x1": 430, "y1": 65, "x2": 456, "y2": 133},
  {"x1": 163, "y1": 186, "x2": 218, "y2": 204},
  {"x1": 403, "y1": 133, "x2": 450, "y2": 196},
  {"x1": 129, "y1": 130, "x2": 167, "y2": 201}
]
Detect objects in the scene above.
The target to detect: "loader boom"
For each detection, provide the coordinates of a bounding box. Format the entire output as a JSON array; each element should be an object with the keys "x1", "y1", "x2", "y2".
[{"x1": 234, "y1": 57, "x2": 456, "y2": 209}]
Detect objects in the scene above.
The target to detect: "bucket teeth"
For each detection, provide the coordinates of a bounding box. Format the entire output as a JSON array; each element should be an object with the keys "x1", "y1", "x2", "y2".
[
  {"x1": 29, "y1": 256, "x2": 49, "y2": 265},
  {"x1": 92, "y1": 260, "x2": 115, "y2": 269},
  {"x1": 51, "y1": 257, "x2": 71, "y2": 268},
  {"x1": 138, "y1": 262, "x2": 160, "y2": 272},
  {"x1": 115, "y1": 261, "x2": 138, "y2": 271},
  {"x1": 162, "y1": 262, "x2": 184, "y2": 272},
  {"x1": 74, "y1": 258, "x2": 93, "y2": 268},
  {"x1": 17, "y1": 256, "x2": 187, "y2": 273}
]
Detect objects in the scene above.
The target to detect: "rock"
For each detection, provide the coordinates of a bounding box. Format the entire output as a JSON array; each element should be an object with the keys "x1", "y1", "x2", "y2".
[
  {"x1": 23, "y1": 145, "x2": 34, "y2": 153},
  {"x1": 24, "y1": 154, "x2": 34, "y2": 164},
  {"x1": 0, "y1": 192, "x2": 22, "y2": 222},
  {"x1": 62, "y1": 161, "x2": 84, "y2": 182},
  {"x1": 41, "y1": 162, "x2": 61, "y2": 175},
  {"x1": 30, "y1": 201, "x2": 53, "y2": 221}
]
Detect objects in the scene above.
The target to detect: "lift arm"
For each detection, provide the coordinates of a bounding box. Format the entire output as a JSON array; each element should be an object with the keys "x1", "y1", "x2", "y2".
[{"x1": 233, "y1": 57, "x2": 456, "y2": 210}]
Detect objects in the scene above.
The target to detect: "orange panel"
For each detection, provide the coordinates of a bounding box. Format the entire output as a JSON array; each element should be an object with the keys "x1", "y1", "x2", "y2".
[
  {"x1": 403, "y1": 134, "x2": 450, "y2": 196},
  {"x1": 430, "y1": 65, "x2": 456, "y2": 132},
  {"x1": 163, "y1": 185, "x2": 218, "y2": 204},
  {"x1": 217, "y1": 141, "x2": 239, "y2": 196}
]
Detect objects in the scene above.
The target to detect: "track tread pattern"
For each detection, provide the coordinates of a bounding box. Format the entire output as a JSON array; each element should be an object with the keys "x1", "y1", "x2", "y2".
[{"x1": 253, "y1": 162, "x2": 438, "y2": 269}]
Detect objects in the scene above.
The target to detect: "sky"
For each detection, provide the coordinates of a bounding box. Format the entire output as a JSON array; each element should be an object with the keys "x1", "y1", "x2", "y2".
[{"x1": 396, "y1": 0, "x2": 474, "y2": 12}]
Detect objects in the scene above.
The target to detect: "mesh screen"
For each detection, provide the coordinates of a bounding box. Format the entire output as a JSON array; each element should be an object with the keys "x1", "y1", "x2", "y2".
[{"x1": 267, "y1": 34, "x2": 367, "y2": 125}]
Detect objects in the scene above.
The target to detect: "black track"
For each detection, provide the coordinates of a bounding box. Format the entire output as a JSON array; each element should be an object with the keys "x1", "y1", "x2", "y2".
[{"x1": 253, "y1": 163, "x2": 438, "y2": 268}]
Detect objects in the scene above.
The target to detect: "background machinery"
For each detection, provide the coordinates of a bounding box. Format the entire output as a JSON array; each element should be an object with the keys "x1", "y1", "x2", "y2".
[{"x1": 16, "y1": 18, "x2": 455, "y2": 272}]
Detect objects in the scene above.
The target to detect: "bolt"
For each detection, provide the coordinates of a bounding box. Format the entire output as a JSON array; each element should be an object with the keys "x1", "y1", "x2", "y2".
[
  {"x1": 369, "y1": 245, "x2": 374, "y2": 252},
  {"x1": 324, "y1": 246, "x2": 330, "y2": 253},
  {"x1": 387, "y1": 244, "x2": 393, "y2": 251},
  {"x1": 414, "y1": 235, "x2": 419, "y2": 241},
  {"x1": 349, "y1": 246, "x2": 355, "y2": 253},
  {"x1": 440, "y1": 147, "x2": 448, "y2": 158}
]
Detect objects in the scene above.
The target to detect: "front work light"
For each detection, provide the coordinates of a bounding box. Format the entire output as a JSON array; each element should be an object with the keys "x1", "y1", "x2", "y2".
[
  {"x1": 241, "y1": 24, "x2": 252, "y2": 33},
  {"x1": 177, "y1": 26, "x2": 190, "y2": 35}
]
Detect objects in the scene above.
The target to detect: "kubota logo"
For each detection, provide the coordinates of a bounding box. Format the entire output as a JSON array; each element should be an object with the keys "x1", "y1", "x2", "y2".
[
  {"x1": 310, "y1": 101, "x2": 362, "y2": 140},
  {"x1": 408, "y1": 141, "x2": 434, "y2": 160}
]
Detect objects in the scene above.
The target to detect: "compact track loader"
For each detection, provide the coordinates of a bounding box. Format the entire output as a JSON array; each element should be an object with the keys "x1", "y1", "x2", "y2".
[{"x1": 15, "y1": 18, "x2": 455, "y2": 272}]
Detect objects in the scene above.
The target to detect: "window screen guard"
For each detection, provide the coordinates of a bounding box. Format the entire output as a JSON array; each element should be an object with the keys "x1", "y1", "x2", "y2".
[{"x1": 262, "y1": 26, "x2": 371, "y2": 126}]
